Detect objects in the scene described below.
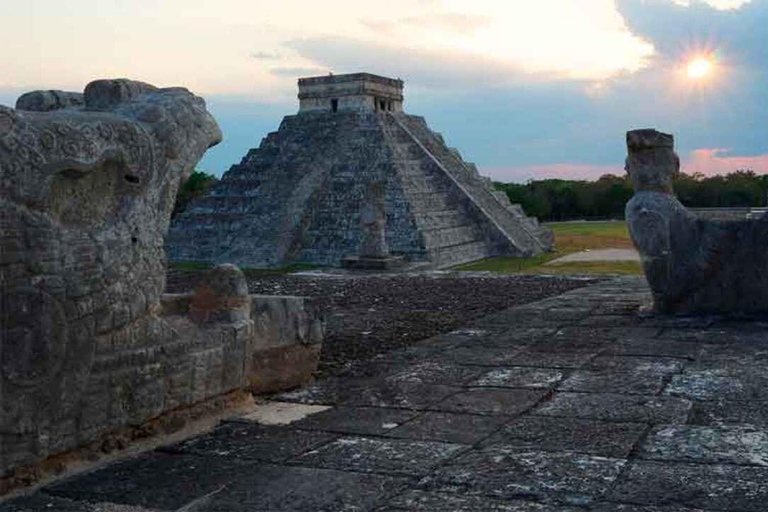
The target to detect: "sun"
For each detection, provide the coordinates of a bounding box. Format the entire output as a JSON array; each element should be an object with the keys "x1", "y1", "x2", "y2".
[{"x1": 687, "y1": 57, "x2": 713, "y2": 79}]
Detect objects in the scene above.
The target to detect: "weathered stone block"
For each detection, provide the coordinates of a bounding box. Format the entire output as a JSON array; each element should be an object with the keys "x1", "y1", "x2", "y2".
[
  {"x1": 0, "y1": 79, "x2": 324, "y2": 483},
  {"x1": 626, "y1": 128, "x2": 768, "y2": 314}
]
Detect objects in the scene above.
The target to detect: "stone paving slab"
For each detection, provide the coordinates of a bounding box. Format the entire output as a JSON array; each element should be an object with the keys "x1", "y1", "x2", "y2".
[
  {"x1": 558, "y1": 369, "x2": 667, "y2": 395},
  {"x1": 638, "y1": 424, "x2": 768, "y2": 465},
  {"x1": 189, "y1": 464, "x2": 411, "y2": 512},
  {"x1": 159, "y1": 422, "x2": 337, "y2": 463},
  {"x1": 689, "y1": 399, "x2": 768, "y2": 427},
  {"x1": 5, "y1": 276, "x2": 768, "y2": 512},
  {"x1": 44, "y1": 452, "x2": 252, "y2": 510},
  {"x1": 378, "y1": 490, "x2": 581, "y2": 511},
  {"x1": 480, "y1": 416, "x2": 647, "y2": 458},
  {"x1": 471, "y1": 367, "x2": 565, "y2": 389},
  {"x1": 288, "y1": 406, "x2": 418, "y2": 436},
  {"x1": 289, "y1": 437, "x2": 467, "y2": 477},
  {"x1": 423, "y1": 447, "x2": 626, "y2": 506},
  {"x1": 534, "y1": 392, "x2": 692, "y2": 424},
  {"x1": 609, "y1": 460, "x2": 768, "y2": 511},
  {"x1": 429, "y1": 388, "x2": 547, "y2": 416},
  {"x1": 384, "y1": 411, "x2": 510, "y2": 444}
]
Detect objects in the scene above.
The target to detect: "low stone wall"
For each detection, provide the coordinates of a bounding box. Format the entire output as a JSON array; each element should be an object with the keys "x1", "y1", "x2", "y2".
[{"x1": 688, "y1": 207, "x2": 752, "y2": 221}]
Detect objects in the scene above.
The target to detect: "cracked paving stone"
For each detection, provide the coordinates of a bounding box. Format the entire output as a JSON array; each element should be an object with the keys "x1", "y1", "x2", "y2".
[
  {"x1": 44, "y1": 452, "x2": 252, "y2": 510},
  {"x1": 451, "y1": 327, "x2": 559, "y2": 350},
  {"x1": 480, "y1": 416, "x2": 646, "y2": 458},
  {"x1": 384, "y1": 411, "x2": 510, "y2": 444},
  {"x1": 291, "y1": 406, "x2": 418, "y2": 436},
  {"x1": 425, "y1": 327, "x2": 555, "y2": 351},
  {"x1": 665, "y1": 364, "x2": 768, "y2": 401},
  {"x1": 429, "y1": 346, "x2": 527, "y2": 367},
  {"x1": 423, "y1": 447, "x2": 626, "y2": 506},
  {"x1": 587, "y1": 356, "x2": 683, "y2": 374},
  {"x1": 276, "y1": 377, "x2": 460, "y2": 410},
  {"x1": 430, "y1": 388, "x2": 547, "y2": 416},
  {"x1": 558, "y1": 369, "x2": 666, "y2": 395},
  {"x1": 506, "y1": 349, "x2": 599, "y2": 369},
  {"x1": 601, "y1": 338, "x2": 703, "y2": 360},
  {"x1": 379, "y1": 490, "x2": 582, "y2": 511},
  {"x1": 289, "y1": 436, "x2": 466, "y2": 477},
  {"x1": 382, "y1": 361, "x2": 487, "y2": 386},
  {"x1": 525, "y1": 326, "x2": 624, "y2": 351},
  {"x1": 638, "y1": 424, "x2": 768, "y2": 466},
  {"x1": 609, "y1": 460, "x2": 768, "y2": 511},
  {"x1": 0, "y1": 494, "x2": 97, "y2": 512},
  {"x1": 159, "y1": 422, "x2": 336, "y2": 463},
  {"x1": 191, "y1": 464, "x2": 410, "y2": 512},
  {"x1": 471, "y1": 367, "x2": 564, "y2": 389},
  {"x1": 534, "y1": 393, "x2": 691, "y2": 424},
  {"x1": 589, "y1": 504, "x2": 706, "y2": 512},
  {"x1": 689, "y1": 399, "x2": 768, "y2": 427}
]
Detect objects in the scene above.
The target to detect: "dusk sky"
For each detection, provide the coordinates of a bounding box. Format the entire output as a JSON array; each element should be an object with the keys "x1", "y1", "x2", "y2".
[{"x1": 1, "y1": 0, "x2": 766, "y2": 182}]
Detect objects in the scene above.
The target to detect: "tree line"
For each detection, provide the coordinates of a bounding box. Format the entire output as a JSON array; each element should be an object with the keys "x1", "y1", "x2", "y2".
[{"x1": 495, "y1": 170, "x2": 768, "y2": 221}]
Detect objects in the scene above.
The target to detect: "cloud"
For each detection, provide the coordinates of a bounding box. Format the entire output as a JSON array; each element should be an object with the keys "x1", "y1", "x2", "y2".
[
  {"x1": 269, "y1": 66, "x2": 329, "y2": 77},
  {"x1": 250, "y1": 51, "x2": 282, "y2": 60},
  {"x1": 684, "y1": 147, "x2": 768, "y2": 174},
  {"x1": 362, "y1": 12, "x2": 491, "y2": 36},
  {"x1": 283, "y1": 35, "x2": 551, "y2": 89},
  {"x1": 616, "y1": 0, "x2": 768, "y2": 66}
]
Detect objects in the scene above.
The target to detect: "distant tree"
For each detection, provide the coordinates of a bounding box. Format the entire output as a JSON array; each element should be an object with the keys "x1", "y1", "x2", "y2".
[
  {"x1": 494, "y1": 169, "x2": 767, "y2": 221},
  {"x1": 172, "y1": 170, "x2": 218, "y2": 218}
]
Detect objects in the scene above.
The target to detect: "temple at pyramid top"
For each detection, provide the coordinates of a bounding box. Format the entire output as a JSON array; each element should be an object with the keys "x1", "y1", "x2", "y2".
[
  {"x1": 167, "y1": 73, "x2": 553, "y2": 269},
  {"x1": 298, "y1": 72, "x2": 404, "y2": 114}
]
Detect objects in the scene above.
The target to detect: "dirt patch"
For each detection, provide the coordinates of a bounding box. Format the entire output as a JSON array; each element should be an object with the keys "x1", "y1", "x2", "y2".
[{"x1": 167, "y1": 271, "x2": 597, "y2": 379}]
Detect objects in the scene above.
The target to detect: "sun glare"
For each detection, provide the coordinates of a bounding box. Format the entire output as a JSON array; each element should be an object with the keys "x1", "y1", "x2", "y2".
[{"x1": 687, "y1": 57, "x2": 713, "y2": 79}]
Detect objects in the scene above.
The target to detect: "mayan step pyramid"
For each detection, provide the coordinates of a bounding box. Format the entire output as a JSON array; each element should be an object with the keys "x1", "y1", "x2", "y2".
[{"x1": 167, "y1": 73, "x2": 553, "y2": 268}]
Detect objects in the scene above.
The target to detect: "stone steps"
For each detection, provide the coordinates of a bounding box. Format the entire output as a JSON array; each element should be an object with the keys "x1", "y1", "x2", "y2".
[{"x1": 420, "y1": 225, "x2": 479, "y2": 248}]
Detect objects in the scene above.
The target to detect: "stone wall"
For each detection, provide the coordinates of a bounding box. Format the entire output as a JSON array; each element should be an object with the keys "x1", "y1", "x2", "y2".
[
  {"x1": 0, "y1": 79, "x2": 323, "y2": 479},
  {"x1": 298, "y1": 73, "x2": 404, "y2": 113}
]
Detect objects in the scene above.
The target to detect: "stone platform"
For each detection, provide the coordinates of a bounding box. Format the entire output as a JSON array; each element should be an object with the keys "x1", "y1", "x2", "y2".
[{"x1": 5, "y1": 276, "x2": 768, "y2": 511}]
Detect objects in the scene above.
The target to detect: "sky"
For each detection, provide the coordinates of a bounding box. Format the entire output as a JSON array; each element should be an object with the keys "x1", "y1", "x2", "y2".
[{"x1": 1, "y1": 0, "x2": 766, "y2": 182}]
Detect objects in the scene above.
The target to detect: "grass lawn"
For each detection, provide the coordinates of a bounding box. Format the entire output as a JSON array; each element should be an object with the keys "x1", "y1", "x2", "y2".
[{"x1": 457, "y1": 221, "x2": 643, "y2": 275}]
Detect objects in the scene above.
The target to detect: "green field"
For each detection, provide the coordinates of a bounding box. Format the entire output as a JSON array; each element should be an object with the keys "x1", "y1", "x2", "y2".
[{"x1": 458, "y1": 221, "x2": 643, "y2": 275}]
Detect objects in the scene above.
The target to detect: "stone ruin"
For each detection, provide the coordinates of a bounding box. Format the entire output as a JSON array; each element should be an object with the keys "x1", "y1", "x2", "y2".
[
  {"x1": 167, "y1": 72, "x2": 553, "y2": 269},
  {"x1": 626, "y1": 128, "x2": 768, "y2": 314},
  {"x1": 0, "y1": 79, "x2": 323, "y2": 480}
]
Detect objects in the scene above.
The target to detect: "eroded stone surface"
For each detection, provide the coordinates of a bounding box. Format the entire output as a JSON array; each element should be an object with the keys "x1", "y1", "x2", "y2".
[
  {"x1": 481, "y1": 417, "x2": 647, "y2": 458},
  {"x1": 431, "y1": 388, "x2": 546, "y2": 416},
  {"x1": 638, "y1": 424, "x2": 768, "y2": 466},
  {"x1": 291, "y1": 437, "x2": 466, "y2": 476},
  {"x1": 625, "y1": 128, "x2": 768, "y2": 314},
  {"x1": 290, "y1": 406, "x2": 418, "y2": 436},
  {"x1": 425, "y1": 447, "x2": 626, "y2": 506},
  {"x1": 159, "y1": 422, "x2": 337, "y2": 463},
  {"x1": 471, "y1": 367, "x2": 564, "y2": 389},
  {"x1": 0, "y1": 79, "x2": 221, "y2": 475},
  {"x1": 381, "y1": 490, "x2": 580, "y2": 511},
  {"x1": 610, "y1": 461, "x2": 768, "y2": 511},
  {"x1": 385, "y1": 411, "x2": 509, "y2": 444},
  {"x1": 535, "y1": 393, "x2": 691, "y2": 424}
]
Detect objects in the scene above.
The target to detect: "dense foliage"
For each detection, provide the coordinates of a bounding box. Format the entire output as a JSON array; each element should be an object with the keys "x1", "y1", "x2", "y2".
[
  {"x1": 495, "y1": 171, "x2": 768, "y2": 221},
  {"x1": 172, "y1": 170, "x2": 218, "y2": 218}
]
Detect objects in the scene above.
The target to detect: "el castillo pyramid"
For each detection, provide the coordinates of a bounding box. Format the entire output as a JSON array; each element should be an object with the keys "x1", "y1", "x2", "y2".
[{"x1": 167, "y1": 73, "x2": 553, "y2": 268}]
